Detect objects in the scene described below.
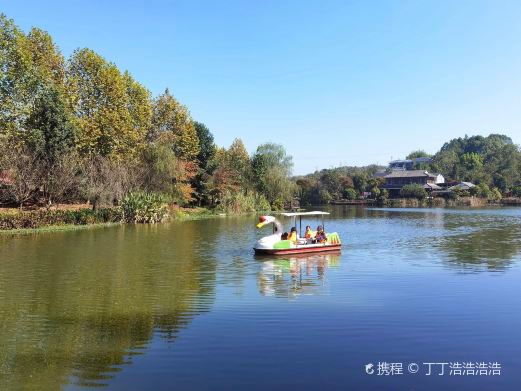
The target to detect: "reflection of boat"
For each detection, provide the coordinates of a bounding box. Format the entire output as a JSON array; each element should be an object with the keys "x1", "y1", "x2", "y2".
[
  {"x1": 253, "y1": 211, "x2": 342, "y2": 255},
  {"x1": 257, "y1": 253, "x2": 341, "y2": 297}
]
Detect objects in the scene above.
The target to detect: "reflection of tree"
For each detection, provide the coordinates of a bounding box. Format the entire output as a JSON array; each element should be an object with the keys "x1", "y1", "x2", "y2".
[
  {"x1": 0, "y1": 222, "x2": 217, "y2": 389},
  {"x1": 438, "y1": 220, "x2": 521, "y2": 271},
  {"x1": 257, "y1": 254, "x2": 340, "y2": 298}
]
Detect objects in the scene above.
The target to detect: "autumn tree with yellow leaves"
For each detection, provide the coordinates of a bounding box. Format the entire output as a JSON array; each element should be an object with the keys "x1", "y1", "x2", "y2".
[{"x1": 0, "y1": 14, "x2": 295, "y2": 211}]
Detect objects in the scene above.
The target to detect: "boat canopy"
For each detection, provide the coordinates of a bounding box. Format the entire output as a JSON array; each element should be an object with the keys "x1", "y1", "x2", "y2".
[{"x1": 280, "y1": 211, "x2": 330, "y2": 217}]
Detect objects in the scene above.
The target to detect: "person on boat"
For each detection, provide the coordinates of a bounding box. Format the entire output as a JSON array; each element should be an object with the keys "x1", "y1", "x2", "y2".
[
  {"x1": 288, "y1": 227, "x2": 298, "y2": 243},
  {"x1": 304, "y1": 225, "x2": 315, "y2": 242},
  {"x1": 281, "y1": 232, "x2": 289, "y2": 240},
  {"x1": 314, "y1": 225, "x2": 327, "y2": 243}
]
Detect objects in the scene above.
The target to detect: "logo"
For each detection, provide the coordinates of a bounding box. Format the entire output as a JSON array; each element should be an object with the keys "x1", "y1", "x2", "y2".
[{"x1": 365, "y1": 363, "x2": 374, "y2": 375}]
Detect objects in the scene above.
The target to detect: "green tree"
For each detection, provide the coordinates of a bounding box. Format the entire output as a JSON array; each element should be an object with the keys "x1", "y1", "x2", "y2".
[
  {"x1": 25, "y1": 86, "x2": 77, "y2": 164},
  {"x1": 318, "y1": 189, "x2": 332, "y2": 204},
  {"x1": 194, "y1": 122, "x2": 216, "y2": 169},
  {"x1": 67, "y1": 48, "x2": 144, "y2": 160},
  {"x1": 512, "y1": 186, "x2": 521, "y2": 198},
  {"x1": 191, "y1": 122, "x2": 216, "y2": 205},
  {"x1": 151, "y1": 89, "x2": 199, "y2": 160},
  {"x1": 296, "y1": 177, "x2": 320, "y2": 206},
  {"x1": 208, "y1": 140, "x2": 252, "y2": 206},
  {"x1": 352, "y1": 174, "x2": 368, "y2": 194},
  {"x1": 406, "y1": 150, "x2": 431, "y2": 159},
  {"x1": 400, "y1": 184, "x2": 427, "y2": 200},
  {"x1": 369, "y1": 186, "x2": 380, "y2": 199},
  {"x1": 24, "y1": 86, "x2": 79, "y2": 206},
  {"x1": 124, "y1": 71, "x2": 152, "y2": 144},
  {"x1": 432, "y1": 134, "x2": 521, "y2": 190},
  {"x1": 319, "y1": 169, "x2": 344, "y2": 199},
  {"x1": 226, "y1": 138, "x2": 252, "y2": 188},
  {"x1": 26, "y1": 27, "x2": 66, "y2": 90},
  {"x1": 491, "y1": 187, "x2": 502, "y2": 201},
  {"x1": 0, "y1": 15, "x2": 39, "y2": 136},
  {"x1": 460, "y1": 152, "x2": 483, "y2": 171},
  {"x1": 378, "y1": 189, "x2": 389, "y2": 203},
  {"x1": 252, "y1": 143, "x2": 294, "y2": 207},
  {"x1": 343, "y1": 188, "x2": 357, "y2": 200},
  {"x1": 471, "y1": 183, "x2": 492, "y2": 199}
]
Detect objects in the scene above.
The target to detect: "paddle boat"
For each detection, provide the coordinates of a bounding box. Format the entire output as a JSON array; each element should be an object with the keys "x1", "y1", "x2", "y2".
[{"x1": 253, "y1": 211, "x2": 341, "y2": 255}]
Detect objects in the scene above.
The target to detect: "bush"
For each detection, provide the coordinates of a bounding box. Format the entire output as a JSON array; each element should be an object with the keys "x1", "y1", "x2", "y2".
[
  {"x1": 400, "y1": 184, "x2": 427, "y2": 200},
  {"x1": 512, "y1": 186, "x2": 521, "y2": 198},
  {"x1": 216, "y1": 191, "x2": 271, "y2": 214},
  {"x1": 490, "y1": 187, "x2": 502, "y2": 201},
  {"x1": 471, "y1": 183, "x2": 489, "y2": 198},
  {"x1": 370, "y1": 186, "x2": 380, "y2": 199},
  {"x1": 0, "y1": 208, "x2": 123, "y2": 230},
  {"x1": 318, "y1": 189, "x2": 332, "y2": 204},
  {"x1": 378, "y1": 189, "x2": 389, "y2": 202},
  {"x1": 343, "y1": 188, "x2": 358, "y2": 200},
  {"x1": 452, "y1": 188, "x2": 470, "y2": 198},
  {"x1": 121, "y1": 192, "x2": 169, "y2": 223}
]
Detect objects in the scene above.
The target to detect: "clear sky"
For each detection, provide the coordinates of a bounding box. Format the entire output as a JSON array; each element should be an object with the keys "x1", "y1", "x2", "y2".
[{"x1": 2, "y1": 0, "x2": 521, "y2": 174}]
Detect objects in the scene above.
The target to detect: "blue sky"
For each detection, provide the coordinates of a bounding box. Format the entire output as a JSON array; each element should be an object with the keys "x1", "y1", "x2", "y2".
[{"x1": 3, "y1": 0, "x2": 521, "y2": 174}]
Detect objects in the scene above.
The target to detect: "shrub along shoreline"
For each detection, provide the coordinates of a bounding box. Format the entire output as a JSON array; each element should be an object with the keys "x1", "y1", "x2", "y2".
[
  {"x1": 0, "y1": 206, "x2": 222, "y2": 234},
  {"x1": 0, "y1": 208, "x2": 123, "y2": 232},
  {"x1": 3, "y1": 196, "x2": 519, "y2": 235}
]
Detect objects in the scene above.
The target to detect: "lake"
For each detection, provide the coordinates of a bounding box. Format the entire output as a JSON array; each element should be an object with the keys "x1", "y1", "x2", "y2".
[{"x1": 1, "y1": 206, "x2": 520, "y2": 390}]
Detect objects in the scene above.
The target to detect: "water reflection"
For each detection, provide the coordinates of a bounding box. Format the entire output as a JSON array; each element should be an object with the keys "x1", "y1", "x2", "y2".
[
  {"x1": 257, "y1": 254, "x2": 341, "y2": 298},
  {"x1": 1, "y1": 207, "x2": 521, "y2": 390},
  {"x1": 438, "y1": 221, "x2": 521, "y2": 272},
  {"x1": 0, "y1": 224, "x2": 217, "y2": 389},
  {"x1": 333, "y1": 206, "x2": 521, "y2": 272}
]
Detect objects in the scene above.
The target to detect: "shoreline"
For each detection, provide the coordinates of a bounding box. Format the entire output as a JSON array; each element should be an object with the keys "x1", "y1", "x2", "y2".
[
  {"x1": 0, "y1": 222, "x2": 121, "y2": 236},
  {"x1": 0, "y1": 207, "x2": 234, "y2": 235},
  {"x1": 2, "y1": 199, "x2": 519, "y2": 236},
  {"x1": 330, "y1": 196, "x2": 521, "y2": 208}
]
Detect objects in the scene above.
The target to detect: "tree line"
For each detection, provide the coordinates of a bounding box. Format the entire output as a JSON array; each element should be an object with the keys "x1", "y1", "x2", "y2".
[
  {"x1": 0, "y1": 15, "x2": 295, "y2": 212},
  {"x1": 1, "y1": 15, "x2": 520, "y2": 212},
  {"x1": 295, "y1": 134, "x2": 521, "y2": 205}
]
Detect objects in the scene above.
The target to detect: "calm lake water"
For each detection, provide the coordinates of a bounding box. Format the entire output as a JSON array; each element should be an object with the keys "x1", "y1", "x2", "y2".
[{"x1": 1, "y1": 206, "x2": 520, "y2": 390}]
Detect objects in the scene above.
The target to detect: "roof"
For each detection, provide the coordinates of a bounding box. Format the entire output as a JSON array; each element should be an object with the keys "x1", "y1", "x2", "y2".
[
  {"x1": 373, "y1": 171, "x2": 388, "y2": 178},
  {"x1": 389, "y1": 159, "x2": 413, "y2": 164},
  {"x1": 449, "y1": 182, "x2": 476, "y2": 190},
  {"x1": 384, "y1": 170, "x2": 436, "y2": 179},
  {"x1": 281, "y1": 211, "x2": 330, "y2": 217},
  {"x1": 412, "y1": 157, "x2": 432, "y2": 163},
  {"x1": 424, "y1": 183, "x2": 442, "y2": 190}
]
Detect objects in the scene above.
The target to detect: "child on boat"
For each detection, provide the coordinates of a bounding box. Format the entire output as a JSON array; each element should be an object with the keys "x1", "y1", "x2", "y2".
[
  {"x1": 288, "y1": 227, "x2": 298, "y2": 243},
  {"x1": 304, "y1": 225, "x2": 313, "y2": 239},
  {"x1": 314, "y1": 225, "x2": 327, "y2": 244}
]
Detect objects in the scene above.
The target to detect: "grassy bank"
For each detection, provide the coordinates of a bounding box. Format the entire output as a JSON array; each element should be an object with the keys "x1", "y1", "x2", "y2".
[
  {"x1": 0, "y1": 208, "x2": 123, "y2": 231},
  {"x1": 0, "y1": 222, "x2": 121, "y2": 236},
  {"x1": 0, "y1": 205, "x2": 228, "y2": 235},
  {"x1": 368, "y1": 196, "x2": 521, "y2": 208},
  {"x1": 170, "y1": 207, "x2": 222, "y2": 221},
  {"x1": 382, "y1": 196, "x2": 491, "y2": 208}
]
